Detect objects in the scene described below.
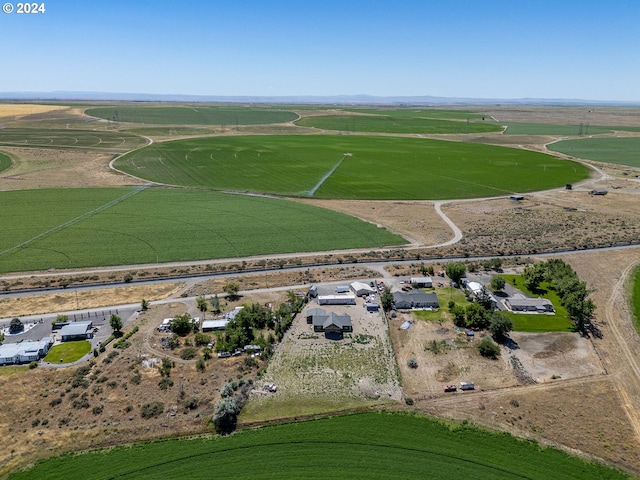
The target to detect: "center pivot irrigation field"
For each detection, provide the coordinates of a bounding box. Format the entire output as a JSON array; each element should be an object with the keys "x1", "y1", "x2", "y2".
[
  {"x1": 0, "y1": 151, "x2": 10, "y2": 172},
  {"x1": 9, "y1": 412, "x2": 627, "y2": 480},
  {"x1": 115, "y1": 135, "x2": 590, "y2": 200},
  {"x1": 85, "y1": 106, "x2": 299, "y2": 125},
  {"x1": 0, "y1": 187, "x2": 405, "y2": 273},
  {"x1": 0, "y1": 128, "x2": 147, "y2": 152},
  {"x1": 295, "y1": 108, "x2": 502, "y2": 134},
  {"x1": 548, "y1": 137, "x2": 640, "y2": 168}
]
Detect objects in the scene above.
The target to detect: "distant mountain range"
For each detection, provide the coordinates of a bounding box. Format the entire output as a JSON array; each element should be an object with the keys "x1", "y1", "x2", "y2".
[{"x1": 1, "y1": 91, "x2": 639, "y2": 106}]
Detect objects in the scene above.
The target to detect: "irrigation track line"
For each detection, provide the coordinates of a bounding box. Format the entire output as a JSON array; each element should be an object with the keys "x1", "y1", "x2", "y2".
[
  {"x1": 308, "y1": 154, "x2": 349, "y2": 196},
  {"x1": 0, "y1": 186, "x2": 147, "y2": 259}
]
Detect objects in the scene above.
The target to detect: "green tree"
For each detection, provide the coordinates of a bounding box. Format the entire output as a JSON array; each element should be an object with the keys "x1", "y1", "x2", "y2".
[
  {"x1": 490, "y1": 275, "x2": 506, "y2": 292},
  {"x1": 450, "y1": 305, "x2": 467, "y2": 328},
  {"x1": 465, "y1": 303, "x2": 490, "y2": 329},
  {"x1": 478, "y1": 336, "x2": 501, "y2": 359},
  {"x1": 170, "y1": 314, "x2": 194, "y2": 336},
  {"x1": 196, "y1": 295, "x2": 208, "y2": 319},
  {"x1": 9, "y1": 318, "x2": 24, "y2": 334},
  {"x1": 488, "y1": 312, "x2": 513, "y2": 342},
  {"x1": 381, "y1": 287, "x2": 394, "y2": 312},
  {"x1": 0, "y1": 331, "x2": 4, "y2": 345},
  {"x1": 475, "y1": 286, "x2": 495, "y2": 311},
  {"x1": 522, "y1": 263, "x2": 545, "y2": 291},
  {"x1": 223, "y1": 282, "x2": 240, "y2": 300},
  {"x1": 140, "y1": 299, "x2": 150, "y2": 311},
  {"x1": 213, "y1": 397, "x2": 240, "y2": 434},
  {"x1": 109, "y1": 314, "x2": 123, "y2": 334},
  {"x1": 445, "y1": 263, "x2": 466, "y2": 286},
  {"x1": 210, "y1": 294, "x2": 221, "y2": 314}
]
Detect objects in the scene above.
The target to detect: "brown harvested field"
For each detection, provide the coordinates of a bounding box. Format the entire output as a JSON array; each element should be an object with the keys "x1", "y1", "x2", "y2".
[
  {"x1": 0, "y1": 146, "x2": 142, "y2": 189},
  {"x1": 0, "y1": 283, "x2": 183, "y2": 318},
  {"x1": 293, "y1": 198, "x2": 451, "y2": 246},
  {"x1": 0, "y1": 104, "x2": 69, "y2": 119},
  {"x1": 474, "y1": 106, "x2": 640, "y2": 127}
]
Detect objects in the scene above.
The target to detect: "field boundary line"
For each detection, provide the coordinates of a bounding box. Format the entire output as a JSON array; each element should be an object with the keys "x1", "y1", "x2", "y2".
[
  {"x1": 309, "y1": 153, "x2": 349, "y2": 196},
  {"x1": 0, "y1": 186, "x2": 147, "y2": 259}
]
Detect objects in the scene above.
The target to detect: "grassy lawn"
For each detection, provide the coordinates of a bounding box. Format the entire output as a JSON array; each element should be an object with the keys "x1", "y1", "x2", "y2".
[
  {"x1": 502, "y1": 275, "x2": 574, "y2": 332},
  {"x1": 0, "y1": 151, "x2": 11, "y2": 173},
  {"x1": 115, "y1": 135, "x2": 589, "y2": 200},
  {"x1": 413, "y1": 287, "x2": 470, "y2": 322},
  {"x1": 85, "y1": 106, "x2": 298, "y2": 125},
  {"x1": 0, "y1": 365, "x2": 29, "y2": 377},
  {"x1": 43, "y1": 341, "x2": 91, "y2": 363},
  {"x1": 295, "y1": 108, "x2": 501, "y2": 134},
  {"x1": 0, "y1": 187, "x2": 405, "y2": 273},
  {"x1": 549, "y1": 137, "x2": 640, "y2": 168},
  {"x1": 8, "y1": 412, "x2": 628, "y2": 480},
  {"x1": 632, "y1": 266, "x2": 640, "y2": 335}
]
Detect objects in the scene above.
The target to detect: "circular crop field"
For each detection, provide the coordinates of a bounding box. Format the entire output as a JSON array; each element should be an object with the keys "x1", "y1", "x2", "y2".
[
  {"x1": 548, "y1": 137, "x2": 640, "y2": 168},
  {"x1": 85, "y1": 106, "x2": 299, "y2": 125},
  {"x1": 115, "y1": 135, "x2": 590, "y2": 200},
  {"x1": 8, "y1": 412, "x2": 626, "y2": 479},
  {"x1": 0, "y1": 151, "x2": 11, "y2": 173}
]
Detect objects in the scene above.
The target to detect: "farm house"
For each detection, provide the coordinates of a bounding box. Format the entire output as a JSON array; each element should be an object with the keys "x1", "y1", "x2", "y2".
[
  {"x1": 393, "y1": 291, "x2": 439, "y2": 309},
  {"x1": 0, "y1": 337, "x2": 53, "y2": 365},
  {"x1": 59, "y1": 321, "x2": 93, "y2": 342},
  {"x1": 505, "y1": 297, "x2": 555, "y2": 313},
  {"x1": 201, "y1": 319, "x2": 229, "y2": 331},
  {"x1": 307, "y1": 308, "x2": 352, "y2": 338}
]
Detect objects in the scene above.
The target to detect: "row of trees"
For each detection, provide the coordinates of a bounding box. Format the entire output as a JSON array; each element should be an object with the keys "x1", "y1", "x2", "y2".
[{"x1": 522, "y1": 259, "x2": 595, "y2": 330}]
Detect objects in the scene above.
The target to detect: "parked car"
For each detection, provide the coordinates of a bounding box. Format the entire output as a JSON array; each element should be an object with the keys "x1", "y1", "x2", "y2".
[
  {"x1": 460, "y1": 381, "x2": 475, "y2": 391},
  {"x1": 443, "y1": 385, "x2": 457, "y2": 393},
  {"x1": 217, "y1": 352, "x2": 231, "y2": 358}
]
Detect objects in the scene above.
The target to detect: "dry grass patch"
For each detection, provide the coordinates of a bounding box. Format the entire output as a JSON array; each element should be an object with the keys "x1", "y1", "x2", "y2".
[{"x1": 0, "y1": 104, "x2": 68, "y2": 119}]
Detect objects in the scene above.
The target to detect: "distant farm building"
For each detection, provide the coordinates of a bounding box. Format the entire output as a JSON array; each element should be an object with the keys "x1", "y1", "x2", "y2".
[
  {"x1": 409, "y1": 277, "x2": 433, "y2": 288},
  {"x1": 505, "y1": 297, "x2": 555, "y2": 313},
  {"x1": 306, "y1": 308, "x2": 352, "y2": 339},
  {"x1": 318, "y1": 294, "x2": 357, "y2": 305},
  {"x1": 0, "y1": 337, "x2": 53, "y2": 365},
  {"x1": 589, "y1": 189, "x2": 608, "y2": 196},
  {"x1": 350, "y1": 281, "x2": 375, "y2": 297},
  {"x1": 393, "y1": 291, "x2": 439, "y2": 310},
  {"x1": 59, "y1": 321, "x2": 93, "y2": 342}
]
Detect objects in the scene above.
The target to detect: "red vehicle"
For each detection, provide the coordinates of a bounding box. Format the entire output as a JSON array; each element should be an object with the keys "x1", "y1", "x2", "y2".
[{"x1": 443, "y1": 385, "x2": 457, "y2": 393}]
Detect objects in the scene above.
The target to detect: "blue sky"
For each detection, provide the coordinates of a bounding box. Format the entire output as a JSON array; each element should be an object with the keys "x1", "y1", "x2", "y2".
[{"x1": 1, "y1": 0, "x2": 638, "y2": 101}]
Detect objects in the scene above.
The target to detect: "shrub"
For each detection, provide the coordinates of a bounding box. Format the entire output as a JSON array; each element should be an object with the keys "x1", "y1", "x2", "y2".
[
  {"x1": 184, "y1": 397, "x2": 199, "y2": 410},
  {"x1": 140, "y1": 401, "x2": 164, "y2": 419},
  {"x1": 130, "y1": 373, "x2": 142, "y2": 385},
  {"x1": 92, "y1": 405, "x2": 104, "y2": 415},
  {"x1": 49, "y1": 398, "x2": 62, "y2": 407},
  {"x1": 180, "y1": 347, "x2": 198, "y2": 360},
  {"x1": 31, "y1": 419, "x2": 40, "y2": 427},
  {"x1": 28, "y1": 361, "x2": 38, "y2": 369},
  {"x1": 196, "y1": 357, "x2": 206, "y2": 372},
  {"x1": 405, "y1": 397, "x2": 414, "y2": 406},
  {"x1": 221, "y1": 382, "x2": 234, "y2": 398},
  {"x1": 158, "y1": 377, "x2": 174, "y2": 390},
  {"x1": 213, "y1": 397, "x2": 239, "y2": 434},
  {"x1": 478, "y1": 336, "x2": 501, "y2": 359},
  {"x1": 407, "y1": 358, "x2": 418, "y2": 369},
  {"x1": 194, "y1": 332, "x2": 212, "y2": 346}
]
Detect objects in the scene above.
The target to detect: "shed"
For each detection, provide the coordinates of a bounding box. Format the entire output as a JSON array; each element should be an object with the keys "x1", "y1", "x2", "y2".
[
  {"x1": 201, "y1": 319, "x2": 229, "y2": 331},
  {"x1": 365, "y1": 302, "x2": 379, "y2": 312},
  {"x1": 410, "y1": 277, "x2": 433, "y2": 288},
  {"x1": 350, "y1": 281, "x2": 375, "y2": 297},
  {"x1": 318, "y1": 294, "x2": 356, "y2": 305}
]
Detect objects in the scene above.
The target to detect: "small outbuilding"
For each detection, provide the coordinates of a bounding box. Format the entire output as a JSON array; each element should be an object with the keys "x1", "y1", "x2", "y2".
[
  {"x1": 201, "y1": 319, "x2": 230, "y2": 331},
  {"x1": 318, "y1": 294, "x2": 356, "y2": 305},
  {"x1": 350, "y1": 281, "x2": 376, "y2": 297},
  {"x1": 409, "y1": 277, "x2": 433, "y2": 288}
]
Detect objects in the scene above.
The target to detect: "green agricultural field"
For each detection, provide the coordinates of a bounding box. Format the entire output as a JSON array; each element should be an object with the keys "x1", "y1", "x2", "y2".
[
  {"x1": 503, "y1": 123, "x2": 613, "y2": 136},
  {"x1": 632, "y1": 266, "x2": 640, "y2": 335},
  {"x1": 43, "y1": 341, "x2": 91, "y2": 364},
  {"x1": 502, "y1": 275, "x2": 574, "y2": 332},
  {"x1": 548, "y1": 137, "x2": 640, "y2": 168},
  {"x1": 8, "y1": 412, "x2": 628, "y2": 480},
  {"x1": 296, "y1": 108, "x2": 501, "y2": 134},
  {"x1": 0, "y1": 151, "x2": 11, "y2": 173},
  {"x1": 115, "y1": 135, "x2": 589, "y2": 200},
  {"x1": 0, "y1": 187, "x2": 405, "y2": 273},
  {"x1": 0, "y1": 128, "x2": 147, "y2": 152},
  {"x1": 85, "y1": 106, "x2": 299, "y2": 125}
]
